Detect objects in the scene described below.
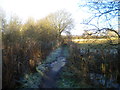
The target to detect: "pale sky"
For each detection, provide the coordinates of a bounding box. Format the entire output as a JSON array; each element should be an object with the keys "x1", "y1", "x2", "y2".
[
  {"x1": 0, "y1": 0, "x2": 90, "y2": 35},
  {"x1": 0, "y1": 0, "x2": 118, "y2": 35}
]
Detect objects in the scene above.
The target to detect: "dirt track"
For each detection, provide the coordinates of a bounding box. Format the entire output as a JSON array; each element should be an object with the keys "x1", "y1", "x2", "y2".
[{"x1": 39, "y1": 47, "x2": 67, "y2": 88}]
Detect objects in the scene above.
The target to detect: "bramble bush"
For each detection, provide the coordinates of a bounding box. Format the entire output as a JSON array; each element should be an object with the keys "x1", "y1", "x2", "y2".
[{"x1": 2, "y1": 17, "x2": 59, "y2": 88}]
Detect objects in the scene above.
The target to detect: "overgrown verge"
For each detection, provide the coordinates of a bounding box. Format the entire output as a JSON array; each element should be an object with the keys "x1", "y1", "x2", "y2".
[
  {"x1": 2, "y1": 17, "x2": 60, "y2": 88},
  {"x1": 57, "y1": 42, "x2": 120, "y2": 88}
]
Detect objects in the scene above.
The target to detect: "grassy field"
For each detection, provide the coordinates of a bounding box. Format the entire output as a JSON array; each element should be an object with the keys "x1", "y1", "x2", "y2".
[
  {"x1": 71, "y1": 38, "x2": 119, "y2": 49},
  {"x1": 72, "y1": 38, "x2": 118, "y2": 44}
]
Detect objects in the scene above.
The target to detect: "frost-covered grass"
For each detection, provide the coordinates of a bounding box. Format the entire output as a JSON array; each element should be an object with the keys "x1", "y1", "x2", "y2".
[
  {"x1": 36, "y1": 64, "x2": 48, "y2": 76},
  {"x1": 19, "y1": 73, "x2": 41, "y2": 88},
  {"x1": 19, "y1": 46, "x2": 69, "y2": 88},
  {"x1": 36, "y1": 47, "x2": 63, "y2": 75},
  {"x1": 19, "y1": 46, "x2": 65, "y2": 88},
  {"x1": 57, "y1": 78, "x2": 78, "y2": 88},
  {"x1": 57, "y1": 78, "x2": 93, "y2": 88},
  {"x1": 56, "y1": 68, "x2": 77, "y2": 88},
  {"x1": 62, "y1": 47, "x2": 69, "y2": 58},
  {"x1": 56, "y1": 67, "x2": 93, "y2": 88},
  {"x1": 43, "y1": 47, "x2": 62, "y2": 64}
]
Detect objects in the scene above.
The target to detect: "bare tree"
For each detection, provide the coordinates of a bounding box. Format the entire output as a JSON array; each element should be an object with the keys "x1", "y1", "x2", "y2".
[
  {"x1": 45, "y1": 10, "x2": 74, "y2": 38},
  {"x1": 79, "y1": 0, "x2": 120, "y2": 43}
]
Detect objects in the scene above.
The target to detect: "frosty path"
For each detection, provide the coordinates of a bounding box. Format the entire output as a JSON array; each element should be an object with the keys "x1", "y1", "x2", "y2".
[{"x1": 39, "y1": 46, "x2": 68, "y2": 88}]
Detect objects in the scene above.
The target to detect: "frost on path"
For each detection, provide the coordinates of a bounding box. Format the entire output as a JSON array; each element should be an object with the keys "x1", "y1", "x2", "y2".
[
  {"x1": 20, "y1": 47, "x2": 68, "y2": 88},
  {"x1": 40, "y1": 47, "x2": 68, "y2": 88},
  {"x1": 51, "y1": 57, "x2": 66, "y2": 72}
]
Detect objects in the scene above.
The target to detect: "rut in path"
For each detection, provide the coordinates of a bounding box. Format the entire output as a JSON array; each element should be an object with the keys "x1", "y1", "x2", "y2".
[{"x1": 39, "y1": 47, "x2": 67, "y2": 88}]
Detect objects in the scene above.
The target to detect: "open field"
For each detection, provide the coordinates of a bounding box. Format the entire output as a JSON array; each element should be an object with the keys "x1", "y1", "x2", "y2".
[{"x1": 72, "y1": 38, "x2": 119, "y2": 44}]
